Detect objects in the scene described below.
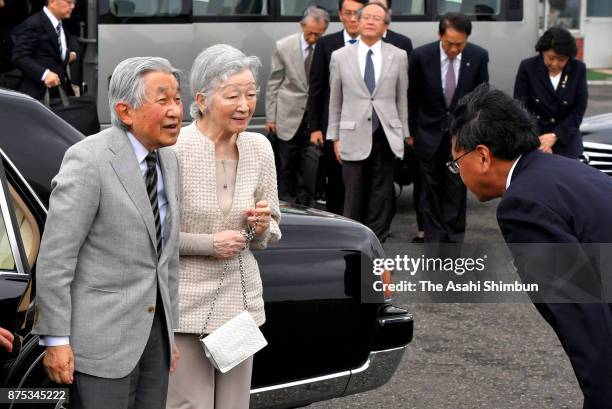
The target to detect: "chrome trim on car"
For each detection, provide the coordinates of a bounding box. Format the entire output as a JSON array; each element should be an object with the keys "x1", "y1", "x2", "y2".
[
  {"x1": 379, "y1": 315, "x2": 414, "y2": 326},
  {"x1": 0, "y1": 173, "x2": 26, "y2": 276},
  {"x1": 0, "y1": 148, "x2": 48, "y2": 215},
  {"x1": 249, "y1": 346, "x2": 407, "y2": 409},
  {"x1": 582, "y1": 142, "x2": 612, "y2": 176}
]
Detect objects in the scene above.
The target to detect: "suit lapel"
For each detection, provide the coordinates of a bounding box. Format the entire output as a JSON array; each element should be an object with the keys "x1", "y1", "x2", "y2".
[
  {"x1": 452, "y1": 47, "x2": 471, "y2": 107},
  {"x1": 348, "y1": 44, "x2": 370, "y2": 95},
  {"x1": 158, "y1": 148, "x2": 176, "y2": 263},
  {"x1": 291, "y1": 34, "x2": 308, "y2": 88},
  {"x1": 108, "y1": 128, "x2": 158, "y2": 251},
  {"x1": 373, "y1": 42, "x2": 394, "y2": 96},
  {"x1": 431, "y1": 43, "x2": 446, "y2": 107},
  {"x1": 40, "y1": 12, "x2": 63, "y2": 61},
  {"x1": 556, "y1": 61, "x2": 573, "y2": 98}
]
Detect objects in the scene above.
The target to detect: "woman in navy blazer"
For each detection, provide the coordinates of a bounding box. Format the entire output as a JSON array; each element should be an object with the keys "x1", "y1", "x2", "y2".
[{"x1": 513, "y1": 27, "x2": 587, "y2": 159}]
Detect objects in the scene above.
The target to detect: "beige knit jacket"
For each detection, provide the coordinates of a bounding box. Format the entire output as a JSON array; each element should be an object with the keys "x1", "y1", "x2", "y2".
[{"x1": 172, "y1": 122, "x2": 281, "y2": 334}]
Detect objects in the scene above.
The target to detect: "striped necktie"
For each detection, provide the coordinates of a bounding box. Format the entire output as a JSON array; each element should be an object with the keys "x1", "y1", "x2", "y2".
[
  {"x1": 55, "y1": 22, "x2": 63, "y2": 58},
  {"x1": 145, "y1": 152, "x2": 162, "y2": 258}
]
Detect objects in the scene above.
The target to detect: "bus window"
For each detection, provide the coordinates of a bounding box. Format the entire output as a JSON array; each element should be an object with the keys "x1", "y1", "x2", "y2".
[
  {"x1": 437, "y1": 0, "x2": 500, "y2": 16},
  {"x1": 391, "y1": 0, "x2": 426, "y2": 16},
  {"x1": 279, "y1": 0, "x2": 337, "y2": 16},
  {"x1": 110, "y1": 0, "x2": 184, "y2": 17},
  {"x1": 193, "y1": 0, "x2": 269, "y2": 15},
  {"x1": 278, "y1": 0, "x2": 425, "y2": 16}
]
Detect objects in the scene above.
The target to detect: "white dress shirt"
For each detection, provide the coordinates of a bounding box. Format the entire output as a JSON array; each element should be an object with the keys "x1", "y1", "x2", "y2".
[
  {"x1": 41, "y1": 7, "x2": 67, "y2": 81},
  {"x1": 440, "y1": 41, "x2": 462, "y2": 95},
  {"x1": 300, "y1": 33, "x2": 315, "y2": 61},
  {"x1": 41, "y1": 132, "x2": 168, "y2": 347},
  {"x1": 358, "y1": 39, "x2": 382, "y2": 84},
  {"x1": 343, "y1": 29, "x2": 360, "y2": 45},
  {"x1": 505, "y1": 155, "x2": 523, "y2": 190},
  {"x1": 550, "y1": 72, "x2": 561, "y2": 90}
]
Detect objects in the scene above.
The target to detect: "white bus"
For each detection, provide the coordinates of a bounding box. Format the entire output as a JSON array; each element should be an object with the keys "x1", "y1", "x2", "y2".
[{"x1": 2, "y1": 0, "x2": 538, "y2": 128}]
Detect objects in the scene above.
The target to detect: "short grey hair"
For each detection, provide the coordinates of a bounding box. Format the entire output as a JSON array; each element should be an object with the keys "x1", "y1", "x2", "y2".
[
  {"x1": 357, "y1": 2, "x2": 391, "y2": 25},
  {"x1": 189, "y1": 44, "x2": 261, "y2": 120},
  {"x1": 301, "y1": 5, "x2": 330, "y2": 27},
  {"x1": 108, "y1": 57, "x2": 180, "y2": 129}
]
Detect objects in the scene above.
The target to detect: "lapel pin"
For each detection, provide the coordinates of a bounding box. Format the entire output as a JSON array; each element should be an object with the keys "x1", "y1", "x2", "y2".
[{"x1": 561, "y1": 75, "x2": 568, "y2": 88}]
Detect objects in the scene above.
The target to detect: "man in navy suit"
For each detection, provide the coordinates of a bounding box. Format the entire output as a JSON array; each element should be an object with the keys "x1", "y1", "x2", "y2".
[
  {"x1": 307, "y1": 0, "x2": 366, "y2": 215},
  {"x1": 450, "y1": 85, "x2": 612, "y2": 409},
  {"x1": 12, "y1": 0, "x2": 77, "y2": 100},
  {"x1": 408, "y1": 13, "x2": 488, "y2": 242}
]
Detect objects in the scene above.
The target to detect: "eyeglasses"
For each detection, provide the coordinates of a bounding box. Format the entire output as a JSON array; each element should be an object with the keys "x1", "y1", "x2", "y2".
[
  {"x1": 446, "y1": 150, "x2": 473, "y2": 174},
  {"x1": 341, "y1": 10, "x2": 360, "y2": 18}
]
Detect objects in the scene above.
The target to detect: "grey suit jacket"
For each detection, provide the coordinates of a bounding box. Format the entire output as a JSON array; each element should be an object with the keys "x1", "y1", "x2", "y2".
[
  {"x1": 32, "y1": 126, "x2": 180, "y2": 379},
  {"x1": 265, "y1": 32, "x2": 310, "y2": 141},
  {"x1": 327, "y1": 42, "x2": 408, "y2": 161}
]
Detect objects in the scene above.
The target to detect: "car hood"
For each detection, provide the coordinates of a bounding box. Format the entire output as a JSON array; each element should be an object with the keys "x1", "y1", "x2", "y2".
[{"x1": 581, "y1": 113, "x2": 612, "y2": 134}]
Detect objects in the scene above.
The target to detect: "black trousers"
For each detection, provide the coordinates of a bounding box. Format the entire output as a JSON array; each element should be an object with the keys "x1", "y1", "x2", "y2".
[
  {"x1": 342, "y1": 128, "x2": 395, "y2": 240},
  {"x1": 534, "y1": 303, "x2": 612, "y2": 409},
  {"x1": 321, "y1": 139, "x2": 345, "y2": 215},
  {"x1": 70, "y1": 290, "x2": 170, "y2": 409},
  {"x1": 278, "y1": 116, "x2": 312, "y2": 206},
  {"x1": 418, "y1": 135, "x2": 466, "y2": 243}
]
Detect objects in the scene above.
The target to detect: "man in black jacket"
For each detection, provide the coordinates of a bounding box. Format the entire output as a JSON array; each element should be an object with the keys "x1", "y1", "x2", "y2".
[
  {"x1": 408, "y1": 13, "x2": 488, "y2": 243},
  {"x1": 307, "y1": 0, "x2": 366, "y2": 215},
  {"x1": 12, "y1": 0, "x2": 76, "y2": 100},
  {"x1": 451, "y1": 85, "x2": 612, "y2": 409},
  {"x1": 372, "y1": 0, "x2": 412, "y2": 57}
]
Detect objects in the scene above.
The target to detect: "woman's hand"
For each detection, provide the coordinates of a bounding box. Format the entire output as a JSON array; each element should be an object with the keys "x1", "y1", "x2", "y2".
[
  {"x1": 539, "y1": 133, "x2": 557, "y2": 154},
  {"x1": 246, "y1": 201, "x2": 272, "y2": 236},
  {"x1": 213, "y1": 230, "x2": 247, "y2": 259}
]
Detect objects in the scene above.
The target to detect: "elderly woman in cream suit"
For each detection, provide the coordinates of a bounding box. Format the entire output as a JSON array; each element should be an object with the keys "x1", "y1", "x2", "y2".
[{"x1": 166, "y1": 45, "x2": 281, "y2": 409}]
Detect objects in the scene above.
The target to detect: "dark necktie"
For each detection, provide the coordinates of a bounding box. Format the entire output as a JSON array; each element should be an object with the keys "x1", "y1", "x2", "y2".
[
  {"x1": 348, "y1": 38, "x2": 357, "y2": 44},
  {"x1": 304, "y1": 45, "x2": 313, "y2": 81},
  {"x1": 55, "y1": 22, "x2": 63, "y2": 58},
  {"x1": 445, "y1": 58, "x2": 456, "y2": 107},
  {"x1": 364, "y1": 49, "x2": 380, "y2": 132},
  {"x1": 145, "y1": 152, "x2": 162, "y2": 258}
]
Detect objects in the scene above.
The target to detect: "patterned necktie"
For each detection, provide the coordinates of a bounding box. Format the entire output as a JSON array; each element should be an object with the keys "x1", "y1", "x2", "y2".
[
  {"x1": 304, "y1": 45, "x2": 313, "y2": 81},
  {"x1": 445, "y1": 58, "x2": 456, "y2": 107},
  {"x1": 145, "y1": 152, "x2": 162, "y2": 258},
  {"x1": 55, "y1": 22, "x2": 63, "y2": 58},
  {"x1": 364, "y1": 49, "x2": 380, "y2": 132}
]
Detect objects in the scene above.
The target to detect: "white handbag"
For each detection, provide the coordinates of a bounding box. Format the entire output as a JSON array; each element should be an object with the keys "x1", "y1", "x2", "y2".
[
  {"x1": 199, "y1": 225, "x2": 267, "y2": 373},
  {"x1": 202, "y1": 310, "x2": 267, "y2": 373}
]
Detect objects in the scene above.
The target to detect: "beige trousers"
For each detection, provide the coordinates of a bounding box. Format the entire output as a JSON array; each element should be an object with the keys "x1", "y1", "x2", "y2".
[{"x1": 166, "y1": 334, "x2": 253, "y2": 409}]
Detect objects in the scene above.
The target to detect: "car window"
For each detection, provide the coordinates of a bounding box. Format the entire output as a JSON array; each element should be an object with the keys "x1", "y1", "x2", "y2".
[
  {"x1": 8, "y1": 185, "x2": 40, "y2": 269},
  {"x1": 0, "y1": 199, "x2": 16, "y2": 271}
]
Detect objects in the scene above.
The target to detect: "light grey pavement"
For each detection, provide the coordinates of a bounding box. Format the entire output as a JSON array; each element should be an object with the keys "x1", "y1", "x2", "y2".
[{"x1": 310, "y1": 84, "x2": 612, "y2": 409}]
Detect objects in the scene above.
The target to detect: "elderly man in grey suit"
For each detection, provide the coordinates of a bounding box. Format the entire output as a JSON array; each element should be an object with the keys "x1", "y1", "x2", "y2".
[
  {"x1": 327, "y1": 1, "x2": 408, "y2": 241},
  {"x1": 31, "y1": 56, "x2": 182, "y2": 409},
  {"x1": 265, "y1": 5, "x2": 329, "y2": 205}
]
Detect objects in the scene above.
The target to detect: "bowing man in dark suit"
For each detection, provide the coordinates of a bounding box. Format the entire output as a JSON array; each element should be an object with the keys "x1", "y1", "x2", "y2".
[
  {"x1": 11, "y1": 0, "x2": 77, "y2": 100},
  {"x1": 450, "y1": 86, "x2": 612, "y2": 409},
  {"x1": 514, "y1": 27, "x2": 587, "y2": 159},
  {"x1": 307, "y1": 0, "x2": 366, "y2": 215},
  {"x1": 408, "y1": 12, "x2": 489, "y2": 243}
]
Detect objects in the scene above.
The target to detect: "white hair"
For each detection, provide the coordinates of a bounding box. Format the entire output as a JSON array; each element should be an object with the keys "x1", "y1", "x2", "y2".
[
  {"x1": 108, "y1": 57, "x2": 180, "y2": 130},
  {"x1": 189, "y1": 44, "x2": 261, "y2": 120}
]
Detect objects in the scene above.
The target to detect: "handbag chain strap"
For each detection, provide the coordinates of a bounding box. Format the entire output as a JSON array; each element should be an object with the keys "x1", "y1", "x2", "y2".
[{"x1": 199, "y1": 221, "x2": 258, "y2": 340}]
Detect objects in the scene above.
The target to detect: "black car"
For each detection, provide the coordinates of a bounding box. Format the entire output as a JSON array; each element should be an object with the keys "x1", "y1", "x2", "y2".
[
  {"x1": 0, "y1": 89, "x2": 413, "y2": 409},
  {"x1": 580, "y1": 113, "x2": 612, "y2": 176}
]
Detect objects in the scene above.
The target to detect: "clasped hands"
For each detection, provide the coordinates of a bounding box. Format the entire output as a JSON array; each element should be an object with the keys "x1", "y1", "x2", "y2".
[{"x1": 213, "y1": 201, "x2": 272, "y2": 259}]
